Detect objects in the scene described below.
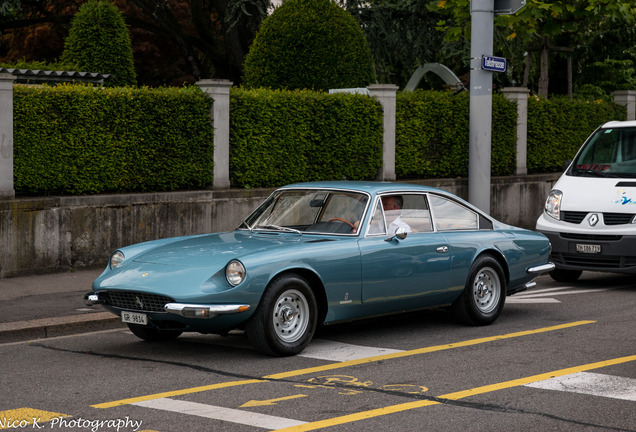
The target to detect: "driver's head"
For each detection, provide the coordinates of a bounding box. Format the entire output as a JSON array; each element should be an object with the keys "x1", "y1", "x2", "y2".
[{"x1": 382, "y1": 195, "x2": 403, "y2": 211}]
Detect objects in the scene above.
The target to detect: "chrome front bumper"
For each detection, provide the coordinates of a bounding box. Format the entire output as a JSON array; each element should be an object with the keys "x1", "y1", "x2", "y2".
[{"x1": 84, "y1": 293, "x2": 250, "y2": 319}]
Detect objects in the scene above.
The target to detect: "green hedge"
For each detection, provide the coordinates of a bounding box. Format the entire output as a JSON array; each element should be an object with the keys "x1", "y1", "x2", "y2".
[
  {"x1": 229, "y1": 88, "x2": 383, "y2": 188},
  {"x1": 395, "y1": 90, "x2": 517, "y2": 178},
  {"x1": 527, "y1": 96, "x2": 626, "y2": 173},
  {"x1": 14, "y1": 84, "x2": 214, "y2": 195},
  {"x1": 11, "y1": 84, "x2": 628, "y2": 195}
]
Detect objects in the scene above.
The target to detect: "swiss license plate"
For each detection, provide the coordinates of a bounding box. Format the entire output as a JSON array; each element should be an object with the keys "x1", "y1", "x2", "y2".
[
  {"x1": 576, "y1": 243, "x2": 601, "y2": 254},
  {"x1": 121, "y1": 311, "x2": 148, "y2": 325}
]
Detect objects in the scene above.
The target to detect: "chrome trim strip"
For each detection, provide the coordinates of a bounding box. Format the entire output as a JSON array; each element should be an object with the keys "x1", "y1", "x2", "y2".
[
  {"x1": 527, "y1": 262, "x2": 556, "y2": 274},
  {"x1": 164, "y1": 303, "x2": 250, "y2": 318},
  {"x1": 524, "y1": 281, "x2": 537, "y2": 289}
]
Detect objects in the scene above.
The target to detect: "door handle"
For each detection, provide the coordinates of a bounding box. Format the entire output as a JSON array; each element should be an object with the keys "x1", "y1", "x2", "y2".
[{"x1": 436, "y1": 246, "x2": 449, "y2": 253}]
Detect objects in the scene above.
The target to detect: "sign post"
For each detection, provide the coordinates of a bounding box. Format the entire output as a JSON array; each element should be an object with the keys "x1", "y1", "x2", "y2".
[{"x1": 468, "y1": 0, "x2": 524, "y2": 214}]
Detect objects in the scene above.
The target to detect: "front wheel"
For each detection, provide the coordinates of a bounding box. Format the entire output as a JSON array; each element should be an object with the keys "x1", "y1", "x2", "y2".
[
  {"x1": 246, "y1": 274, "x2": 317, "y2": 356},
  {"x1": 452, "y1": 255, "x2": 506, "y2": 326}
]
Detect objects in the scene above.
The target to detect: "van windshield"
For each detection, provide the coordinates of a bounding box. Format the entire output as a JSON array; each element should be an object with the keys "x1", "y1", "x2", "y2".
[{"x1": 571, "y1": 127, "x2": 636, "y2": 177}]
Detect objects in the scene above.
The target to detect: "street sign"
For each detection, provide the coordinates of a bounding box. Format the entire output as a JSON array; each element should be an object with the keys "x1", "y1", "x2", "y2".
[
  {"x1": 494, "y1": 0, "x2": 526, "y2": 15},
  {"x1": 481, "y1": 56, "x2": 507, "y2": 73}
]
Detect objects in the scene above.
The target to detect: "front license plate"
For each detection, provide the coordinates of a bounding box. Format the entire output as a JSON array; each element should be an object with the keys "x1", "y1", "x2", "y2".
[
  {"x1": 576, "y1": 243, "x2": 601, "y2": 254},
  {"x1": 121, "y1": 311, "x2": 148, "y2": 325}
]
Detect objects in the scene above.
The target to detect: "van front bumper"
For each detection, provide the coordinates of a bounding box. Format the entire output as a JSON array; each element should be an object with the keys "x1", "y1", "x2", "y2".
[{"x1": 538, "y1": 229, "x2": 636, "y2": 273}]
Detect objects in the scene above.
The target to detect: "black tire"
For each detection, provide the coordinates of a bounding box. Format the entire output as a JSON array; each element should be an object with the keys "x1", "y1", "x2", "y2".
[
  {"x1": 127, "y1": 323, "x2": 182, "y2": 342},
  {"x1": 245, "y1": 274, "x2": 318, "y2": 356},
  {"x1": 549, "y1": 268, "x2": 582, "y2": 283},
  {"x1": 452, "y1": 255, "x2": 506, "y2": 326}
]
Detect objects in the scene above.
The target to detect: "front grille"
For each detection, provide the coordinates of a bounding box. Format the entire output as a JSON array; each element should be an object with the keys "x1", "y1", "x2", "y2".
[
  {"x1": 553, "y1": 253, "x2": 636, "y2": 269},
  {"x1": 100, "y1": 291, "x2": 173, "y2": 312},
  {"x1": 603, "y1": 213, "x2": 635, "y2": 225},
  {"x1": 561, "y1": 211, "x2": 587, "y2": 224}
]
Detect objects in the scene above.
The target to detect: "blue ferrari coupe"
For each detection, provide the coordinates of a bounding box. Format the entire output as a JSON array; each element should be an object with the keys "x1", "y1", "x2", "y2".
[{"x1": 86, "y1": 182, "x2": 554, "y2": 356}]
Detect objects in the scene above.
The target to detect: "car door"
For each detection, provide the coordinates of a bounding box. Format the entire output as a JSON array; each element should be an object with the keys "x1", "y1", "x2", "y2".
[{"x1": 358, "y1": 193, "x2": 453, "y2": 305}]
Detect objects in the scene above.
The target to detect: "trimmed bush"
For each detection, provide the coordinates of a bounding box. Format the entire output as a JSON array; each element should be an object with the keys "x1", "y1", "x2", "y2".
[
  {"x1": 14, "y1": 84, "x2": 213, "y2": 195},
  {"x1": 61, "y1": 0, "x2": 136, "y2": 87},
  {"x1": 230, "y1": 88, "x2": 383, "y2": 188},
  {"x1": 395, "y1": 90, "x2": 516, "y2": 178},
  {"x1": 243, "y1": 0, "x2": 375, "y2": 91},
  {"x1": 527, "y1": 97, "x2": 626, "y2": 173}
]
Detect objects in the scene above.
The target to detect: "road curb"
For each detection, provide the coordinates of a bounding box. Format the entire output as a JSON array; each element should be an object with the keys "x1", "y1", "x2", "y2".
[{"x1": 0, "y1": 312, "x2": 124, "y2": 343}]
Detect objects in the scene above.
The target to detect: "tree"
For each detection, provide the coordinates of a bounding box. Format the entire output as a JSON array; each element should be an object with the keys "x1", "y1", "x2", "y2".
[
  {"x1": 61, "y1": 0, "x2": 136, "y2": 86},
  {"x1": 431, "y1": 0, "x2": 636, "y2": 97},
  {"x1": 243, "y1": 0, "x2": 375, "y2": 91},
  {"x1": 341, "y1": 0, "x2": 449, "y2": 88},
  {"x1": 0, "y1": 0, "x2": 269, "y2": 86}
]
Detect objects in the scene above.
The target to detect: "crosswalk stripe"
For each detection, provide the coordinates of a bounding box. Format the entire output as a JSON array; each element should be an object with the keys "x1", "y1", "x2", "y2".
[
  {"x1": 525, "y1": 371, "x2": 636, "y2": 401},
  {"x1": 133, "y1": 398, "x2": 306, "y2": 429},
  {"x1": 299, "y1": 339, "x2": 403, "y2": 361}
]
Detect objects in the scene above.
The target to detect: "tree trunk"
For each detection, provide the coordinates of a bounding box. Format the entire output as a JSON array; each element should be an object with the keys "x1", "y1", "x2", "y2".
[{"x1": 538, "y1": 36, "x2": 550, "y2": 97}]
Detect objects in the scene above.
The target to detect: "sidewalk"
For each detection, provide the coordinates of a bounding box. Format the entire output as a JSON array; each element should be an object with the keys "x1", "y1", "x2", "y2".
[{"x1": 0, "y1": 269, "x2": 124, "y2": 343}]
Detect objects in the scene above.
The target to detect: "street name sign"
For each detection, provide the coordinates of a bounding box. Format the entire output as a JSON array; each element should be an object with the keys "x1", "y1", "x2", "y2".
[
  {"x1": 481, "y1": 56, "x2": 507, "y2": 73},
  {"x1": 494, "y1": 0, "x2": 526, "y2": 15}
]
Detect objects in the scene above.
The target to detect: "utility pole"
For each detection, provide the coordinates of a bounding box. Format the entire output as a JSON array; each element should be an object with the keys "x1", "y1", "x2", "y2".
[{"x1": 468, "y1": 0, "x2": 494, "y2": 214}]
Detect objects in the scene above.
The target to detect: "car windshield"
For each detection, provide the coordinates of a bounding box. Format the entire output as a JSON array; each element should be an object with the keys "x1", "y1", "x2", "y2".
[
  {"x1": 571, "y1": 126, "x2": 636, "y2": 177},
  {"x1": 240, "y1": 189, "x2": 369, "y2": 235}
]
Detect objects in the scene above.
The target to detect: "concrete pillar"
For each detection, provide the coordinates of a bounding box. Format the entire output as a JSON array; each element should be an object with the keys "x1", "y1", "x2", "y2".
[
  {"x1": 502, "y1": 87, "x2": 530, "y2": 175},
  {"x1": 613, "y1": 90, "x2": 636, "y2": 121},
  {"x1": 0, "y1": 73, "x2": 16, "y2": 199},
  {"x1": 197, "y1": 79, "x2": 232, "y2": 189},
  {"x1": 367, "y1": 84, "x2": 398, "y2": 181}
]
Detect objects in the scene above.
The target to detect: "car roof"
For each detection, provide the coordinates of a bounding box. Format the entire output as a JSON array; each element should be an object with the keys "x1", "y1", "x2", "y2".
[{"x1": 280, "y1": 181, "x2": 448, "y2": 195}]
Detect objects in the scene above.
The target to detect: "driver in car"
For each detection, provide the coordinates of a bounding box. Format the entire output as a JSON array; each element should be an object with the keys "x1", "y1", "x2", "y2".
[{"x1": 382, "y1": 195, "x2": 412, "y2": 234}]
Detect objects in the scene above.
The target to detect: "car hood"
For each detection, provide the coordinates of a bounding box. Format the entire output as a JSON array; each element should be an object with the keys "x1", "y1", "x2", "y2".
[{"x1": 131, "y1": 230, "x2": 305, "y2": 268}]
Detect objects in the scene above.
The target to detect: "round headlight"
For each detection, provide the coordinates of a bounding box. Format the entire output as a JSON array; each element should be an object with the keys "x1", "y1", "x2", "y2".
[
  {"x1": 110, "y1": 251, "x2": 125, "y2": 269},
  {"x1": 545, "y1": 190, "x2": 562, "y2": 220},
  {"x1": 226, "y1": 260, "x2": 246, "y2": 286}
]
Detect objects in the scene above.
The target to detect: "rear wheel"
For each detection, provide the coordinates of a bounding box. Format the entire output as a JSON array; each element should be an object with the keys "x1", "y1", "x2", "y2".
[
  {"x1": 127, "y1": 323, "x2": 182, "y2": 342},
  {"x1": 453, "y1": 255, "x2": 506, "y2": 326},
  {"x1": 549, "y1": 268, "x2": 582, "y2": 283},
  {"x1": 246, "y1": 274, "x2": 317, "y2": 356}
]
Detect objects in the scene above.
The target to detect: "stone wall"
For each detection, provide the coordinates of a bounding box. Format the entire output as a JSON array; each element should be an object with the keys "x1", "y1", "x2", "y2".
[{"x1": 0, "y1": 173, "x2": 559, "y2": 278}]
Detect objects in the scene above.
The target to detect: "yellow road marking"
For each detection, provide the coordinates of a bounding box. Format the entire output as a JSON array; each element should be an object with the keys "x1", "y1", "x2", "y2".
[
  {"x1": 91, "y1": 379, "x2": 266, "y2": 409},
  {"x1": 272, "y1": 354, "x2": 636, "y2": 432},
  {"x1": 0, "y1": 408, "x2": 69, "y2": 430},
  {"x1": 93, "y1": 321, "x2": 595, "y2": 409},
  {"x1": 265, "y1": 321, "x2": 596, "y2": 379}
]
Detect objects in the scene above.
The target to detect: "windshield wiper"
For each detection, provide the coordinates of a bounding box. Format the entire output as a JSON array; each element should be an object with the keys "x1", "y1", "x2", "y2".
[
  {"x1": 240, "y1": 220, "x2": 254, "y2": 233},
  {"x1": 255, "y1": 224, "x2": 303, "y2": 235},
  {"x1": 572, "y1": 169, "x2": 609, "y2": 177}
]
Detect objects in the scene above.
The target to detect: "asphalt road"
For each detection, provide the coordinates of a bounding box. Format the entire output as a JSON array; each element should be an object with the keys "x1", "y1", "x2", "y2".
[{"x1": 1, "y1": 272, "x2": 635, "y2": 432}]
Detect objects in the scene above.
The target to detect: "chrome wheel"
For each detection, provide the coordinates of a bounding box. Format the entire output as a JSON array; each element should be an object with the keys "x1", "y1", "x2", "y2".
[
  {"x1": 272, "y1": 289, "x2": 310, "y2": 344},
  {"x1": 471, "y1": 266, "x2": 501, "y2": 314}
]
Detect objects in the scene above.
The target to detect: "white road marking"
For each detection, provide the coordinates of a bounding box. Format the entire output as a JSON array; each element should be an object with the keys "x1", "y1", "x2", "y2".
[
  {"x1": 525, "y1": 372, "x2": 636, "y2": 401},
  {"x1": 508, "y1": 286, "x2": 614, "y2": 304},
  {"x1": 299, "y1": 339, "x2": 403, "y2": 361},
  {"x1": 133, "y1": 398, "x2": 306, "y2": 429}
]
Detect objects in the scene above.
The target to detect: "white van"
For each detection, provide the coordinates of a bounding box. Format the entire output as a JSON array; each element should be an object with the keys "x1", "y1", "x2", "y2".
[{"x1": 536, "y1": 120, "x2": 636, "y2": 282}]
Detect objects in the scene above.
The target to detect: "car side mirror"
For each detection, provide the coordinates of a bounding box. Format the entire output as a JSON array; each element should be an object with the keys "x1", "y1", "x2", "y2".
[{"x1": 385, "y1": 227, "x2": 408, "y2": 242}]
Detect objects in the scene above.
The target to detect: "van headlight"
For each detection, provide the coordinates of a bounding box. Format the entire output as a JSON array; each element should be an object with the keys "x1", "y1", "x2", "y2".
[{"x1": 545, "y1": 190, "x2": 562, "y2": 220}]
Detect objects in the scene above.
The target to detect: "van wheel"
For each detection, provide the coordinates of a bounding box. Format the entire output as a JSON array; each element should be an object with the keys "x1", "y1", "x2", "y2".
[{"x1": 549, "y1": 268, "x2": 582, "y2": 283}]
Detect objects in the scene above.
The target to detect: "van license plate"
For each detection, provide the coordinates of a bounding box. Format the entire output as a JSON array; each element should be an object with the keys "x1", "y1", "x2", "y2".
[
  {"x1": 576, "y1": 244, "x2": 601, "y2": 254},
  {"x1": 121, "y1": 311, "x2": 148, "y2": 325}
]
